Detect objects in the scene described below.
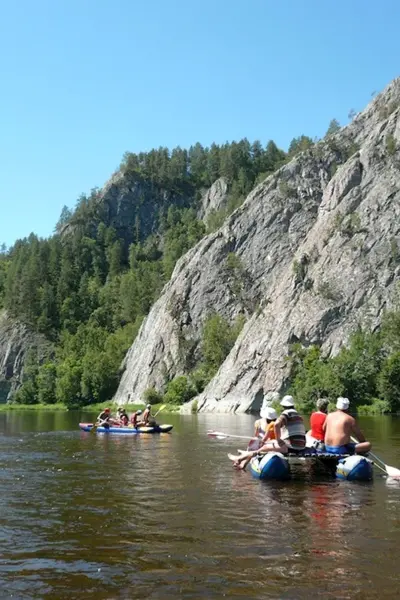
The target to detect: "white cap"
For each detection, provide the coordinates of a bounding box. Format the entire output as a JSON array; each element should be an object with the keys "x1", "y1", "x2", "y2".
[
  {"x1": 260, "y1": 406, "x2": 278, "y2": 420},
  {"x1": 280, "y1": 395, "x2": 295, "y2": 408},
  {"x1": 146, "y1": 404, "x2": 151, "y2": 409},
  {"x1": 336, "y1": 397, "x2": 350, "y2": 410}
]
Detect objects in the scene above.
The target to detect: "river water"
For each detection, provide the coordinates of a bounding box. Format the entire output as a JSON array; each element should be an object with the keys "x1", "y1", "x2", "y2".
[{"x1": 0, "y1": 411, "x2": 400, "y2": 599}]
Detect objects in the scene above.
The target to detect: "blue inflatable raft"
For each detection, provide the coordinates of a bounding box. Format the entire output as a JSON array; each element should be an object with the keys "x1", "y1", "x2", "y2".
[
  {"x1": 79, "y1": 423, "x2": 173, "y2": 434},
  {"x1": 248, "y1": 451, "x2": 373, "y2": 481},
  {"x1": 250, "y1": 452, "x2": 290, "y2": 480},
  {"x1": 336, "y1": 455, "x2": 373, "y2": 481}
]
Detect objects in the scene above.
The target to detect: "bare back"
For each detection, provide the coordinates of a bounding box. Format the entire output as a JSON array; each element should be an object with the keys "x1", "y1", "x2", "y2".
[{"x1": 324, "y1": 410, "x2": 355, "y2": 446}]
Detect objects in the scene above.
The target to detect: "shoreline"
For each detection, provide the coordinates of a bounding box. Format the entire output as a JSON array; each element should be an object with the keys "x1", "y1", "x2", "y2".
[
  {"x1": 0, "y1": 402, "x2": 181, "y2": 413},
  {"x1": 0, "y1": 402, "x2": 393, "y2": 416}
]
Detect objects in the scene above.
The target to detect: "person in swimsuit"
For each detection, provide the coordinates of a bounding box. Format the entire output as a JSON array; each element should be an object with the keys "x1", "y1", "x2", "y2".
[
  {"x1": 324, "y1": 397, "x2": 371, "y2": 455},
  {"x1": 130, "y1": 409, "x2": 143, "y2": 428},
  {"x1": 142, "y1": 404, "x2": 156, "y2": 426}
]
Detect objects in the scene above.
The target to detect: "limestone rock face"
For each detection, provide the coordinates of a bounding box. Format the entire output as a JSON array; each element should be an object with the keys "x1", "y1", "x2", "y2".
[
  {"x1": 0, "y1": 311, "x2": 52, "y2": 402},
  {"x1": 198, "y1": 177, "x2": 228, "y2": 220},
  {"x1": 114, "y1": 78, "x2": 400, "y2": 412}
]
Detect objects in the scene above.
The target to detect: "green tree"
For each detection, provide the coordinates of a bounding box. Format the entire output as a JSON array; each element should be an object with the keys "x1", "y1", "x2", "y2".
[
  {"x1": 288, "y1": 345, "x2": 343, "y2": 410},
  {"x1": 378, "y1": 352, "x2": 400, "y2": 411},
  {"x1": 201, "y1": 313, "x2": 244, "y2": 375},
  {"x1": 326, "y1": 118, "x2": 341, "y2": 137},
  {"x1": 288, "y1": 135, "x2": 314, "y2": 157},
  {"x1": 55, "y1": 205, "x2": 73, "y2": 232},
  {"x1": 164, "y1": 376, "x2": 196, "y2": 405},
  {"x1": 37, "y1": 362, "x2": 57, "y2": 404}
]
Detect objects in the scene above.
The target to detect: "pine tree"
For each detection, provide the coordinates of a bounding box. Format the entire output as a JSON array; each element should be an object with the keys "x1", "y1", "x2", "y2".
[{"x1": 326, "y1": 118, "x2": 341, "y2": 137}]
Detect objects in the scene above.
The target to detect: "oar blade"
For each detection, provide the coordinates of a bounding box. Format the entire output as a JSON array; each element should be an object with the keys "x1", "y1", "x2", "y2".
[
  {"x1": 207, "y1": 431, "x2": 225, "y2": 438},
  {"x1": 385, "y1": 465, "x2": 400, "y2": 477}
]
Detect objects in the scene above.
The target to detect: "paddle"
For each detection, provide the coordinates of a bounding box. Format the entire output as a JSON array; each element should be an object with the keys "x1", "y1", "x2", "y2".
[
  {"x1": 351, "y1": 436, "x2": 400, "y2": 477},
  {"x1": 207, "y1": 430, "x2": 259, "y2": 441},
  {"x1": 91, "y1": 419, "x2": 110, "y2": 434},
  {"x1": 153, "y1": 404, "x2": 166, "y2": 418}
]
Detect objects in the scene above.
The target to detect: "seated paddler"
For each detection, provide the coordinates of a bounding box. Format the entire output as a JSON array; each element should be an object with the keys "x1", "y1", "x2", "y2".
[
  {"x1": 324, "y1": 397, "x2": 371, "y2": 455},
  {"x1": 229, "y1": 406, "x2": 278, "y2": 469},
  {"x1": 307, "y1": 397, "x2": 329, "y2": 449},
  {"x1": 96, "y1": 407, "x2": 111, "y2": 427}
]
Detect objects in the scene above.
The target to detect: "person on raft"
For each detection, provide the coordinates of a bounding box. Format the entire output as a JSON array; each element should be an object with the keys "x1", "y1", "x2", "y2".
[
  {"x1": 96, "y1": 407, "x2": 111, "y2": 426},
  {"x1": 254, "y1": 406, "x2": 277, "y2": 440},
  {"x1": 130, "y1": 409, "x2": 143, "y2": 428},
  {"x1": 324, "y1": 397, "x2": 371, "y2": 455},
  {"x1": 274, "y1": 395, "x2": 307, "y2": 452},
  {"x1": 307, "y1": 398, "x2": 329, "y2": 448},
  {"x1": 229, "y1": 396, "x2": 306, "y2": 469},
  {"x1": 229, "y1": 406, "x2": 278, "y2": 469},
  {"x1": 117, "y1": 407, "x2": 129, "y2": 426},
  {"x1": 142, "y1": 404, "x2": 154, "y2": 426}
]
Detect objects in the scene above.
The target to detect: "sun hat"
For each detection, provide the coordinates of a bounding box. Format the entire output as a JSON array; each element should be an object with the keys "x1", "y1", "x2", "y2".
[
  {"x1": 336, "y1": 397, "x2": 350, "y2": 410},
  {"x1": 260, "y1": 406, "x2": 278, "y2": 420},
  {"x1": 280, "y1": 395, "x2": 295, "y2": 408}
]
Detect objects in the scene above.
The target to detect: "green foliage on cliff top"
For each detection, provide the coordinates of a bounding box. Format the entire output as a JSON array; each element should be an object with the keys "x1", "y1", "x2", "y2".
[{"x1": 287, "y1": 305, "x2": 400, "y2": 414}]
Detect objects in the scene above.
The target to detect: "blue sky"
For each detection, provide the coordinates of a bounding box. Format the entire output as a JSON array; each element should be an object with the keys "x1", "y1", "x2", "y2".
[{"x1": 0, "y1": 0, "x2": 399, "y2": 247}]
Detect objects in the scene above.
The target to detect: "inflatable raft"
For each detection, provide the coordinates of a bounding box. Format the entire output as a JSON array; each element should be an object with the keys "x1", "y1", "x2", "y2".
[
  {"x1": 79, "y1": 423, "x2": 173, "y2": 434},
  {"x1": 249, "y1": 451, "x2": 373, "y2": 481},
  {"x1": 250, "y1": 452, "x2": 290, "y2": 480}
]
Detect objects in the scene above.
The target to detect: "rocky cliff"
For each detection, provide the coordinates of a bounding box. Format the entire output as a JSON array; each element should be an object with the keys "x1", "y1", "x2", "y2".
[
  {"x1": 0, "y1": 311, "x2": 52, "y2": 403},
  {"x1": 114, "y1": 79, "x2": 400, "y2": 412},
  {"x1": 62, "y1": 170, "x2": 197, "y2": 246},
  {"x1": 198, "y1": 177, "x2": 228, "y2": 220},
  {"x1": 62, "y1": 170, "x2": 230, "y2": 247}
]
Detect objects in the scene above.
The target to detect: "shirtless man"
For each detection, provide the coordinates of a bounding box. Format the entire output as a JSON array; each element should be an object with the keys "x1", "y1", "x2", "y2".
[
  {"x1": 324, "y1": 397, "x2": 371, "y2": 454},
  {"x1": 142, "y1": 404, "x2": 153, "y2": 426}
]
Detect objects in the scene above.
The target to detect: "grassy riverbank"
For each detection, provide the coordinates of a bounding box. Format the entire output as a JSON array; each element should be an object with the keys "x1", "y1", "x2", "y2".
[
  {"x1": 0, "y1": 403, "x2": 68, "y2": 411},
  {"x1": 0, "y1": 402, "x2": 181, "y2": 413}
]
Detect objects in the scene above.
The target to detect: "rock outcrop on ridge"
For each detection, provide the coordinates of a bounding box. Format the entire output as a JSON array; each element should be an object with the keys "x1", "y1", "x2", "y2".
[
  {"x1": 0, "y1": 311, "x2": 52, "y2": 403},
  {"x1": 197, "y1": 177, "x2": 228, "y2": 220},
  {"x1": 114, "y1": 78, "x2": 400, "y2": 412}
]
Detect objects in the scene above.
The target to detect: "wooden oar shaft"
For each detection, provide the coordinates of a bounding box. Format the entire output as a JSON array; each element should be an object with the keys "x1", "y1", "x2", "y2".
[
  {"x1": 371, "y1": 461, "x2": 387, "y2": 475},
  {"x1": 208, "y1": 431, "x2": 258, "y2": 441},
  {"x1": 351, "y1": 436, "x2": 400, "y2": 475}
]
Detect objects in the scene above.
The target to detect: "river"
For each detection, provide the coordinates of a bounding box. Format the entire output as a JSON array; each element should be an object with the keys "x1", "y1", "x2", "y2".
[{"x1": 0, "y1": 411, "x2": 399, "y2": 599}]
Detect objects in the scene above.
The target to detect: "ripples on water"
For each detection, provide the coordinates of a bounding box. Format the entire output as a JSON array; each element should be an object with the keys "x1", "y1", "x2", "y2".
[{"x1": 0, "y1": 412, "x2": 400, "y2": 598}]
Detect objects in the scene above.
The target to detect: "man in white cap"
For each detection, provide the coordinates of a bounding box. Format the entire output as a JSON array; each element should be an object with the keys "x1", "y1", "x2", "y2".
[
  {"x1": 273, "y1": 395, "x2": 306, "y2": 452},
  {"x1": 324, "y1": 397, "x2": 371, "y2": 455}
]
